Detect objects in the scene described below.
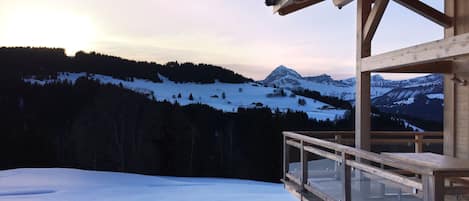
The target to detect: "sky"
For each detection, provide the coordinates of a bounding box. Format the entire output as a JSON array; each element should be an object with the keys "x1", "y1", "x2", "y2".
[{"x1": 0, "y1": 0, "x2": 444, "y2": 80}]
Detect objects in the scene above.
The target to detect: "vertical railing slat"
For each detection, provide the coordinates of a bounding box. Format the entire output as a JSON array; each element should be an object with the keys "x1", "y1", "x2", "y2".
[
  {"x1": 300, "y1": 140, "x2": 308, "y2": 191},
  {"x1": 342, "y1": 152, "x2": 352, "y2": 201},
  {"x1": 415, "y1": 134, "x2": 424, "y2": 153},
  {"x1": 283, "y1": 135, "x2": 289, "y2": 180}
]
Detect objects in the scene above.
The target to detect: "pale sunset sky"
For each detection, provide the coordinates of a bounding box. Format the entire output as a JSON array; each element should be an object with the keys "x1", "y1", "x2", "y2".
[{"x1": 0, "y1": 0, "x2": 443, "y2": 80}]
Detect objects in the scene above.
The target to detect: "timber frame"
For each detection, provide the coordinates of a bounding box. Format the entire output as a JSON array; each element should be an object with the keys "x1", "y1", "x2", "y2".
[{"x1": 266, "y1": 0, "x2": 469, "y2": 200}]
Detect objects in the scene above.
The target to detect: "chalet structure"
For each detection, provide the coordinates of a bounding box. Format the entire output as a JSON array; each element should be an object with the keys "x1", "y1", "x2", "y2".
[{"x1": 266, "y1": 0, "x2": 469, "y2": 200}]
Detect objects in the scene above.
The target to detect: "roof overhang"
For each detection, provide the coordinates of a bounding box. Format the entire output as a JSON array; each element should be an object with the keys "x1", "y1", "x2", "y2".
[
  {"x1": 271, "y1": 0, "x2": 325, "y2": 15},
  {"x1": 266, "y1": 0, "x2": 354, "y2": 15}
]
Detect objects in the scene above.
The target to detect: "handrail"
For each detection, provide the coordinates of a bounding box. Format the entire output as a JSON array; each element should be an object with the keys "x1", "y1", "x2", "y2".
[
  {"x1": 282, "y1": 131, "x2": 445, "y2": 201},
  {"x1": 284, "y1": 131, "x2": 434, "y2": 175},
  {"x1": 292, "y1": 130, "x2": 443, "y2": 137},
  {"x1": 289, "y1": 130, "x2": 443, "y2": 153}
]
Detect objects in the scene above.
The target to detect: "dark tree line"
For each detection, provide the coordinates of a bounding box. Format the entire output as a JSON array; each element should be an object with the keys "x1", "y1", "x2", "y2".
[
  {"x1": 0, "y1": 78, "x2": 415, "y2": 182},
  {"x1": 0, "y1": 47, "x2": 251, "y2": 83},
  {"x1": 293, "y1": 89, "x2": 353, "y2": 109}
]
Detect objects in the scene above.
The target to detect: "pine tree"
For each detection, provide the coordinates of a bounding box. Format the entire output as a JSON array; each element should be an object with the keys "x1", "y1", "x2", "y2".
[
  {"x1": 189, "y1": 93, "x2": 194, "y2": 101},
  {"x1": 298, "y1": 98, "x2": 306, "y2": 106}
]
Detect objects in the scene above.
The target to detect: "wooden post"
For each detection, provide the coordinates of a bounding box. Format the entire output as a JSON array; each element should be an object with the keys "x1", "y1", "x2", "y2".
[
  {"x1": 422, "y1": 174, "x2": 445, "y2": 201},
  {"x1": 443, "y1": 0, "x2": 456, "y2": 157},
  {"x1": 356, "y1": 1, "x2": 372, "y2": 197},
  {"x1": 356, "y1": 0, "x2": 372, "y2": 152},
  {"x1": 283, "y1": 135, "x2": 289, "y2": 180},
  {"x1": 415, "y1": 134, "x2": 424, "y2": 153},
  {"x1": 342, "y1": 152, "x2": 352, "y2": 201},
  {"x1": 355, "y1": 0, "x2": 372, "y2": 198},
  {"x1": 300, "y1": 140, "x2": 308, "y2": 190}
]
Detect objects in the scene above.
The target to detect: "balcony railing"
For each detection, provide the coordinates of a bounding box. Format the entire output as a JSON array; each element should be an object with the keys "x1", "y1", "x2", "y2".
[
  {"x1": 282, "y1": 131, "x2": 469, "y2": 201},
  {"x1": 292, "y1": 131, "x2": 443, "y2": 153}
]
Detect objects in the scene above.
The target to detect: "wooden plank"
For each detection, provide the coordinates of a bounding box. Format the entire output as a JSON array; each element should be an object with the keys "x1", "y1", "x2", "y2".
[
  {"x1": 371, "y1": 131, "x2": 443, "y2": 137},
  {"x1": 346, "y1": 159, "x2": 424, "y2": 190},
  {"x1": 293, "y1": 131, "x2": 443, "y2": 138},
  {"x1": 356, "y1": 0, "x2": 373, "y2": 154},
  {"x1": 286, "y1": 139, "x2": 302, "y2": 148},
  {"x1": 304, "y1": 146, "x2": 342, "y2": 162},
  {"x1": 286, "y1": 172, "x2": 302, "y2": 185},
  {"x1": 363, "y1": 0, "x2": 389, "y2": 43},
  {"x1": 333, "y1": 0, "x2": 354, "y2": 9},
  {"x1": 361, "y1": 32, "x2": 469, "y2": 72},
  {"x1": 371, "y1": 60, "x2": 453, "y2": 73},
  {"x1": 393, "y1": 0, "x2": 452, "y2": 28},
  {"x1": 273, "y1": 0, "x2": 325, "y2": 16},
  {"x1": 382, "y1": 152, "x2": 469, "y2": 172}
]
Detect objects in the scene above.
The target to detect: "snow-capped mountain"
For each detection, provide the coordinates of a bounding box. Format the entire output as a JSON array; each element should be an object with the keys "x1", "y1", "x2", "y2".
[
  {"x1": 262, "y1": 65, "x2": 443, "y2": 102},
  {"x1": 262, "y1": 65, "x2": 394, "y2": 100},
  {"x1": 262, "y1": 65, "x2": 444, "y2": 122}
]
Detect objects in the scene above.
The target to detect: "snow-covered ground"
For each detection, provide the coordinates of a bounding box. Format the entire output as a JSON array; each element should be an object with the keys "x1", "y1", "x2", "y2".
[
  {"x1": 393, "y1": 97, "x2": 415, "y2": 105},
  {"x1": 402, "y1": 120, "x2": 424, "y2": 132},
  {"x1": 426, "y1": 93, "x2": 444, "y2": 100},
  {"x1": 24, "y1": 72, "x2": 347, "y2": 121},
  {"x1": 0, "y1": 168, "x2": 296, "y2": 201}
]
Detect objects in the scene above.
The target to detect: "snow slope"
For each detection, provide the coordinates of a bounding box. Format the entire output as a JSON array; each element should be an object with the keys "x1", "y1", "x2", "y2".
[
  {"x1": 0, "y1": 168, "x2": 296, "y2": 201},
  {"x1": 24, "y1": 72, "x2": 347, "y2": 121}
]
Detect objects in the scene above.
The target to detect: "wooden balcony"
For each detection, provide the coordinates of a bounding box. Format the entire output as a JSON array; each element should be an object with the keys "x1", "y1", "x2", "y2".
[{"x1": 282, "y1": 131, "x2": 469, "y2": 201}]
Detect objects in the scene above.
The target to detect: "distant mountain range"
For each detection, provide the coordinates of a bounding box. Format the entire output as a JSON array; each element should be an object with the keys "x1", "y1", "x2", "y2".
[
  {"x1": 262, "y1": 65, "x2": 443, "y2": 122},
  {"x1": 0, "y1": 47, "x2": 443, "y2": 124}
]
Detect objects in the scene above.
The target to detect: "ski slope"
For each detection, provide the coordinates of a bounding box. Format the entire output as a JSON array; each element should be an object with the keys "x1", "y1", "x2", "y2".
[
  {"x1": 0, "y1": 168, "x2": 296, "y2": 201},
  {"x1": 25, "y1": 72, "x2": 347, "y2": 121}
]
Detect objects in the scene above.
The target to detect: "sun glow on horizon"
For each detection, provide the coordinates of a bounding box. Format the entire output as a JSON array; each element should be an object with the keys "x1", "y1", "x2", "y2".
[{"x1": 0, "y1": 8, "x2": 96, "y2": 56}]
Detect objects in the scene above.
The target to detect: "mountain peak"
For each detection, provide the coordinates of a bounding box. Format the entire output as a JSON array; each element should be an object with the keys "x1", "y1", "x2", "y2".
[
  {"x1": 272, "y1": 65, "x2": 301, "y2": 76},
  {"x1": 263, "y1": 65, "x2": 303, "y2": 84}
]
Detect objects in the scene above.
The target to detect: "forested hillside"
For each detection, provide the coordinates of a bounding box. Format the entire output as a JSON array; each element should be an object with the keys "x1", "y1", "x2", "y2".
[
  {"x1": 0, "y1": 47, "x2": 250, "y2": 83},
  {"x1": 0, "y1": 77, "x2": 415, "y2": 182}
]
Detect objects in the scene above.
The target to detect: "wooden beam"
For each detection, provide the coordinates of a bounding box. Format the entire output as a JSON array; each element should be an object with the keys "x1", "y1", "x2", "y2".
[
  {"x1": 273, "y1": 0, "x2": 325, "y2": 16},
  {"x1": 333, "y1": 0, "x2": 354, "y2": 9},
  {"x1": 346, "y1": 160, "x2": 423, "y2": 190},
  {"x1": 363, "y1": 0, "x2": 389, "y2": 43},
  {"x1": 371, "y1": 60, "x2": 453, "y2": 73},
  {"x1": 361, "y1": 32, "x2": 469, "y2": 72},
  {"x1": 393, "y1": 0, "x2": 452, "y2": 28}
]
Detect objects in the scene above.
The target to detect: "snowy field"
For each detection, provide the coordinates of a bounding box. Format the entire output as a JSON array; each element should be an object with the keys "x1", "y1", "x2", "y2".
[
  {"x1": 25, "y1": 72, "x2": 347, "y2": 121},
  {"x1": 0, "y1": 168, "x2": 296, "y2": 201}
]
